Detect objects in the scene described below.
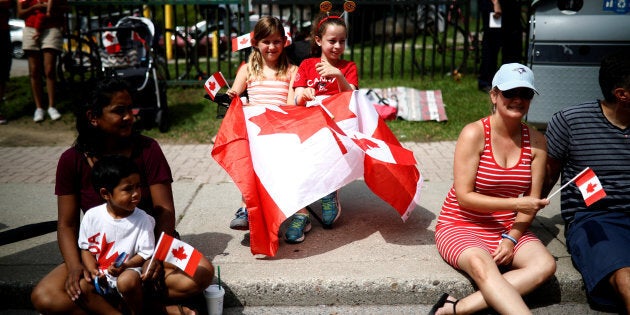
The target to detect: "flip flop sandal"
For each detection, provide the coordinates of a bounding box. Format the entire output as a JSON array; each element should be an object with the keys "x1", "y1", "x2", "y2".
[{"x1": 428, "y1": 293, "x2": 459, "y2": 315}]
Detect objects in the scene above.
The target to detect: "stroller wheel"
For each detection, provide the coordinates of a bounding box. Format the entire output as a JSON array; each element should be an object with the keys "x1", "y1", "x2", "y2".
[{"x1": 156, "y1": 109, "x2": 169, "y2": 133}]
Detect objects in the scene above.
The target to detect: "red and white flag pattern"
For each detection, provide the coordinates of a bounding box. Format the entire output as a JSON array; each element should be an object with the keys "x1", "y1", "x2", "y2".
[
  {"x1": 204, "y1": 72, "x2": 228, "y2": 100},
  {"x1": 102, "y1": 23, "x2": 121, "y2": 54},
  {"x1": 231, "y1": 27, "x2": 292, "y2": 52},
  {"x1": 575, "y1": 167, "x2": 607, "y2": 206},
  {"x1": 211, "y1": 91, "x2": 423, "y2": 256},
  {"x1": 153, "y1": 232, "x2": 202, "y2": 277}
]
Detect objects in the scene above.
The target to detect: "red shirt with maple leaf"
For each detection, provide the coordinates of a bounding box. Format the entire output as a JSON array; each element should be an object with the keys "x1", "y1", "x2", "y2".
[{"x1": 293, "y1": 57, "x2": 359, "y2": 96}]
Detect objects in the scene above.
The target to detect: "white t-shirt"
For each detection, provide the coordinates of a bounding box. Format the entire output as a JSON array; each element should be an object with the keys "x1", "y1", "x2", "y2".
[{"x1": 78, "y1": 203, "x2": 155, "y2": 271}]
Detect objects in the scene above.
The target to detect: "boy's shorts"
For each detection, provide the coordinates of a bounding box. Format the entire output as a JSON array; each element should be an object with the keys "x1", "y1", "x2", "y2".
[
  {"x1": 22, "y1": 27, "x2": 63, "y2": 52},
  {"x1": 98, "y1": 267, "x2": 142, "y2": 297}
]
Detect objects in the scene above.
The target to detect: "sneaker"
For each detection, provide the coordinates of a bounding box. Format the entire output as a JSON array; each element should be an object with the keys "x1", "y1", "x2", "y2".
[
  {"x1": 47, "y1": 107, "x2": 61, "y2": 121},
  {"x1": 321, "y1": 191, "x2": 341, "y2": 228},
  {"x1": 33, "y1": 108, "x2": 45, "y2": 122},
  {"x1": 284, "y1": 213, "x2": 311, "y2": 244},
  {"x1": 0, "y1": 114, "x2": 6, "y2": 125},
  {"x1": 229, "y1": 207, "x2": 249, "y2": 230}
]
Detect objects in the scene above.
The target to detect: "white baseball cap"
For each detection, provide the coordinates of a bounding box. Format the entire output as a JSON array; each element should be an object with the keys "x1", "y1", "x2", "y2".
[{"x1": 492, "y1": 63, "x2": 538, "y2": 93}]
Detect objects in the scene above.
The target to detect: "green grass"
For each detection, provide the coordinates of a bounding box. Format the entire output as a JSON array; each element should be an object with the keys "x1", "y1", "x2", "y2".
[{"x1": 4, "y1": 73, "x2": 491, "y2": 144}]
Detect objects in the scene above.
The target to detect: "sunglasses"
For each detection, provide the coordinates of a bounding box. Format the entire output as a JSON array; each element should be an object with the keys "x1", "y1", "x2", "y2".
[{"x1": 500, "y1": 88, "x2": 535, "y2": 100}]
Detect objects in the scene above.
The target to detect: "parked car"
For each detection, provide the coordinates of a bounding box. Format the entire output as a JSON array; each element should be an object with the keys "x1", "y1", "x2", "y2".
[
  {"x1": 9, "y1": 19, "x2": 25, "y2": 59},
  {"x1": 157, "y1": 21, "x2": 231, "y2": 60}
]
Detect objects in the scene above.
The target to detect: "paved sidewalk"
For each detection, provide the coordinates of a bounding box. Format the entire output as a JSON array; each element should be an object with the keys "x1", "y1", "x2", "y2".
[{"x1": 0, "y1": 142, "x2": 605, "y2": 313}]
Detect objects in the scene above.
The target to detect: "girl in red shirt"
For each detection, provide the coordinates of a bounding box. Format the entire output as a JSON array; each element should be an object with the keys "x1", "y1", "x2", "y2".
[{"x1": 285, "y1": 12, "x2": 358, "y2": 244}]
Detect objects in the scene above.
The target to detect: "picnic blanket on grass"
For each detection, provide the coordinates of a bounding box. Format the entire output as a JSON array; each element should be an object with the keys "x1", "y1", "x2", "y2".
[{"x1": 361, "y1": 87, "x2": 448, "y2": 122}]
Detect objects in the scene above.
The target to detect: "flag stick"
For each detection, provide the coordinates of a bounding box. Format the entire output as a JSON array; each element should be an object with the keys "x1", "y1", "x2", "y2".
[
  {"x1": 143, "y1": 231, "x2": 165, "y2": 278},
  {"x1": 219, "y1": 71, "x2": 231, "y2": 89},
  {"x1": 546, "y1": 167, "x2": 590, "y2": 200},
  {"x1": 317, "y1": 101, "x2": 334, "y2": 119}
]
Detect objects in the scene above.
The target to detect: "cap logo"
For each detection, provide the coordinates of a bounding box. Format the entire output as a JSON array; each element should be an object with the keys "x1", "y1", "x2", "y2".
[{"x1": 514, "y1": 67, "x2": 527, "y2": 74}]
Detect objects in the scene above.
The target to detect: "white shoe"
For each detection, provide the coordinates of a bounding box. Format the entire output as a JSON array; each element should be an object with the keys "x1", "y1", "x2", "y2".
[
  {"x1": 33, "y1": 108, "x2": 45, "y2": 122},
  {"x1": 47, "y1": 107, "x2": 61, "y2": 121}
]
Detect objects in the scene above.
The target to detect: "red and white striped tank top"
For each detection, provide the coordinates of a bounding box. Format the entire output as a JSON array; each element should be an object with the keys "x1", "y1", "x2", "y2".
[
  {"x1": 437, "y1": 116, "x2": 532, "y2": 231},
  {"x1": 247, "y1": 79, "x2": 291, "y2": 106}
]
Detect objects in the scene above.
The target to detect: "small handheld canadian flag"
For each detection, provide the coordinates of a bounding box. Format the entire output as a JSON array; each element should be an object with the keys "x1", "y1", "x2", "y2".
[
  {"x1": 574, "y1": 167, "x2": 607, "y2": 206},
  {"x1": 231, "y1": 27, "x2": 292, "y2": 52},
  {"x1": 231, "y1": 33, "x2": 252, "y2": 52},
  {"x1": 204, "y1": 72, "x2": 228, "y2": 100},
  {"x1": 547, "y1": 167, "x2": 607, "y2": 206},
  {"x1": 102, "y1": 23, "x2": 121, "y2": 54},
  {"x1": 146, "y1": 232, "x2": 203, "y2": 277}
]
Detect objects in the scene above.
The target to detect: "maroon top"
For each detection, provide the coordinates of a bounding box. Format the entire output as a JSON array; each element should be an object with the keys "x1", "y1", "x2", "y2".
[{"x1": 55, "y1": 135, "x2": 173, "y2": 216}]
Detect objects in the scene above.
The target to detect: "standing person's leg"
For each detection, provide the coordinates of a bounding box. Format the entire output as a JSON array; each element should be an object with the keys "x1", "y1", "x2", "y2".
[
  {"x1": 40, "y1": 26, "x2": 64, "y2": 120},
  {"x1": 27, "y1": 50, "x2": 45, "y2": 122},
  {"x1": 43, "y1": 48, "x2": 61, "y2": 120},
  {"x1": 477, "y1": 0, "x2": 501, "y2": 91}
]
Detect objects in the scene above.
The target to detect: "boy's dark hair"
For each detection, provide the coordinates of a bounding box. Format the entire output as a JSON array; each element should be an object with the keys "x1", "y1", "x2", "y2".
[
  {"x1": 92, "y1": 155, "x2": 140, "y2": 194},
  {"x1": 599, "y1": 50, "x2": 630, "y2": 103}
]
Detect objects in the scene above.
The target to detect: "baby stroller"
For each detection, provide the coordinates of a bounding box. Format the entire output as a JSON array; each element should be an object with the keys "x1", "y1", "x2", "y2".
[{"x1": 93, "y1": 16, "x2": 169, "y2": 132}]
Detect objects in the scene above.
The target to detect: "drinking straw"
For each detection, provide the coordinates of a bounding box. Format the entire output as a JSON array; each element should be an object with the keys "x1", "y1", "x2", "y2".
[{"x1": 217, "y1": 265, "x2": 221, "y2": 287}]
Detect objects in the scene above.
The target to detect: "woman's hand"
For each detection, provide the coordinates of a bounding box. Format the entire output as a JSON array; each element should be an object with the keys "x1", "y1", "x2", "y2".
[
  {"x1": 65, "y1": 264, "x2": 89, "y2": 301},
  {"x1": 514, "y1": 196, "x2": 549, "y2": 215},
  {"x1": 492, "y1": 239, "x2": 515, "y2": 265},
  {"x1": 141, "y1": 259, "x2": 164, "y2": 281}
]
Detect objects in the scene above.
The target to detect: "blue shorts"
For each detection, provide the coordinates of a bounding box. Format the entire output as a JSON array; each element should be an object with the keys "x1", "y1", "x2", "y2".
[{"x1": 566, "y1": 211, "x2": 630, "y2": 307}]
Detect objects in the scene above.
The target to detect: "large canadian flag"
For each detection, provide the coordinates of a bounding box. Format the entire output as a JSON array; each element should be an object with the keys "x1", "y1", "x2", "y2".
[
  {"x1": 153, "y1": 232, "x2": 203, "y2": 277},
  {"x1": 575, "y1": 167, "x2": 607, "y2": 206},
  {"x1": 212, "y1": 91, "x2": 423, "y2": 256}
]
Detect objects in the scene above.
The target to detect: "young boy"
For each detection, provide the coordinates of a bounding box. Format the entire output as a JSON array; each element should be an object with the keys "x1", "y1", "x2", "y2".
[{"x1": 78, "y1": 155, "x2": 155, "y2": 315}]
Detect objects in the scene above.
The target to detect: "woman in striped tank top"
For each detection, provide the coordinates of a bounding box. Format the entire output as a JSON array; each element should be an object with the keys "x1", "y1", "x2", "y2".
[
  {"x1": 225, "y1": 16, "x2": 298, "y2": 230},
  {"x1": 429, "y1": 64, "x2": 556, "y2": 315}
]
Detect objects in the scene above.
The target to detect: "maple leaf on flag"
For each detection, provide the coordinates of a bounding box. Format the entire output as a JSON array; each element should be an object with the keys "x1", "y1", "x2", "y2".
[
  {"x1": 249, "y1": 106, "x2": 345, "y2": 144},
  {"x1": 240, "y1": 37, "x2": 249, "y2": 45},
  {"x1": 152, "y1": 232, "x2": 203, "y2": 277},
  {"x1": 574, "y1": 167, "x2": 607, "y2": 206},
  {"x1": 352, "y1": 136, "x2": 379, "y2": 151},
  {"x1": 204, "y1": 72, "x2": 228, "y2": 100},
  {"x1": 171, "y1": 246, "x2": 188, "y2": 261}
]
